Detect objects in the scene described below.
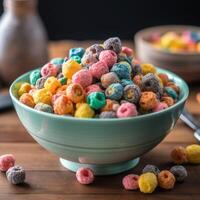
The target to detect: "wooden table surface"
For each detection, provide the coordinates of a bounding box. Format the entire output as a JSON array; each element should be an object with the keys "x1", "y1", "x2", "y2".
[{"x1": 0, "y1": 41, "x2": 200, "y2": 200}]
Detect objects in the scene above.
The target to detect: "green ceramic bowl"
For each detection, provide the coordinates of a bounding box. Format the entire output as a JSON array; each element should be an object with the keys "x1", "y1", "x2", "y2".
[{"x1": 10, "y1": 68, "x2": 189, "y2": 175}]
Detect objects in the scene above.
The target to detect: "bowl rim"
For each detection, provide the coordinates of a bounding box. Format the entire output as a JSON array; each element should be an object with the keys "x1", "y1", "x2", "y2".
[
  {"x1": 9, "y1": 67, "x2": 189, "y2": 122},
  {"x1": 135, "y1": 25, "x2": 200, "y2": 56}
]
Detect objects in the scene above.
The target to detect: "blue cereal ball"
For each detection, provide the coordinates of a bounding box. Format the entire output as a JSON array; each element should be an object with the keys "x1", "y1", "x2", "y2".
[
  {"x1": 71, "y1": 55, "x2": 81, "y2": 64},
  {"x1": 123, "y1": 84, "x2": 141, "y2": 104},
  {"x1": 111, "y1": 63, "x2": 131, "y2": 79},
  {"x1": 119, "y1": 61, "x2": 132, "y2": 74},
  {"x1": 142, "y1": 164, "x2": 160, "y2": 176},
  {"x1": 99, "y1": 111, "x2": 117, "y2": 118},
  {"x1": 103, "y1": 37, "x2": 122, "y2": 54},
  {"x1": 121, "y1": 79, "x2": 133, "y2": 87},
  {"x1": 30, "y1": 69, "x2": 41, "y2": 85},
  {"x1": 170, "y1": 165, "x2": 188, "y2": 182},
  {"x1": 165, "y1": 87, "x2": 178, "y2": 100},
  {"x1": 34, "y1": 103, "x2": 53, "y2": 113},
  {"x1": 69, "y1": 47, "x2": 85, "y2": 58},
  {"x1": 50, "y1": 57, "x2": 64, "y2": 65},
  {"x1": 105, "y1": 83, "x2": 123, "y2": 100},
  {"x1": 6, "y1": 166, "x2": 25, "y2": 184}
]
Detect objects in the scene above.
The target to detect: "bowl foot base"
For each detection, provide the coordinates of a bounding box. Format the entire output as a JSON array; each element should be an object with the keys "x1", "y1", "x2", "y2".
[{"x1": 60, "y1": 157, "x2": 140, "y2": 175}]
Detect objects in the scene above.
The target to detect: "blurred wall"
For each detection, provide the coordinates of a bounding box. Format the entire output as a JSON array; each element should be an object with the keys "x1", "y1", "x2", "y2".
[{"x1": 0, "y1": 0, "x2": 200, "y2": 40}]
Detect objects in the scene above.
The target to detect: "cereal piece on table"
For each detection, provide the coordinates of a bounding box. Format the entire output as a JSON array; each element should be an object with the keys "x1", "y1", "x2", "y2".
[
  {"x1": 120, "y1": 79, "x2": 133, "y2": 87},
  {"x1": 72, "y1": 69, "x2": 93, "y2": 88},
  {"x1": 69, "y1": 47, "x2": 85, "y2": 58},
  {"x1": 138, "y1": 172, "x2": 158, "y2": 193},
  {"x1": 111, "y1": 63, "x2": 131, "y2": 79},
  {"x1": 89, "y1": 61, "x2": 109, "y2": 79},
  {"x1": 158, "y1": 170, "x2": 175, "y2": 189},
  {"x1": 132, "y1": 64, "x2": 142, "y2": 77},
  {"x1": 33, "y1": 88, "x2": 52, "y2": 105},
  {"x1": 34, "y1": 103, "x2": 53, "y2": 113},
  {"x1": 101, "y1": 99, "x2": 119, "y2": 112},
  {"x1": 158, "y1": 73, "x2": 169, "y2": 86},
  {"x1": 105, "y1": 83, "x2": 123, "y2": 101},
  {"x1": 44, "y1": 76, "x2": 61, "y2": 94},
  {"x1": 142, "y1": 164, "x2": 160, "y2": 176},
  {"x1": 86, "y1": 44, "x2": 104, "y2": 58},
  {"x1": 139, "y1": 91, "x2": 158, "y2": 111},
  {"x1": 53, "y1": 95, "x2": 74, "y2": 115},
  {"x1": 29, "y1": 69, "x2": 41, "y2": 85},
  {"x1": 81, "y1": 51, "x2": 98, "y2": 67},
  {"x1": 66, "y1": 83, "x2": 85, "y2": 103},
  {"x1": 50, "y1": 57, "x2": 64, "y2": 65},
  {"x1": 85, "y1": 84, "x2": 103, "y2": 96},
  {"x1": 170, "y1": 165, "x2": 188, "y2": 182},
  {"x1": 99, "y1": 111, "x2": 117, "y2": 118},
  {"x1": 76, "y1": 168, "x2": 94, "y2": 185},
  {"x1": 122, "y1": 174, "x2": 139, "y2": 190},
  {"x1": 171, "y1": 146, "x2": 188, "y2": 164},
  {"x1": 18, "y1": 83, "x2": 32, "y2": 97},
  {"x1": 0, "y1": 154, "x2": 15, "y2": 172},
  {"x1": 75, "y1": 103, "x2": 95, "y2": 118},
  {"x1": 141, "y1": 63, "x2": 156, "y2": 75},
  {"x1": 19, "y1": 93, "x2": 35, "y2": 108},
  {"x1": 121, "y1": 46, "x2": 133, "y2": 57},
  {"x1": 161, "y1": 96, "x2": 174, "y2": 106},
  {"x1": 153, "y1": 102, "x2": 168, "y2": 112},
  {"x1": 87, "y1": 92, "x2": 106, "y2": 110},
  {"x1": 6, "y1": 166, "x2": 25, "y2": 184},
  {"x1": 186, "y1": 144, "x2": 200, "y2": 164},
  {"x1": 123, "y1": 84, "x2": 141, "y2": 104},
  {"x1": 101, "y1": 72, "x2": 120, "y2": 88},
  {"x1": 117, "y1": 102, "x2": 138, "y2": 118},
  {"x1": 41, "y1": 63, "x2": 58, "y2": 77},
  {"x1": 196, "y1": 92, "x2": 200, "y2": 104},
  {"x1": 99, "y1": 50, "x2": 117, "y2": 68},
  {"x1": 62, "y1": 59, "x2": 82, "y2": 79},
  {"x1": 103, "y1": 37, "x2": 122, "y2": 54},
  {"x1": 35, "y1": 77, "x2": 48, "y2": 89},
  {"x1": 165, "y1": 87, "x2": 178, "y2": 100}
]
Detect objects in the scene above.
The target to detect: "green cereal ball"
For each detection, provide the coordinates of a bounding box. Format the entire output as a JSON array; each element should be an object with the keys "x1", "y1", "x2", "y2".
[
  {"x1": 34, "y1": 103, "x2": 53, "y2": 113},
  {"x1": 87, "y1": 92, "x2": 106, "y2": 110},
  {"x1": 165, "y1": 87, "x2": 178, "y2": 100},
  {"x1": 30, "y1": 69, "x2": 41, "y2": 85},
  {"x1": 59, "y1": 77, "x2": 67, "y2": 85},
  {"x1": 71, "y1": 55, "x2": 81, "y2": 64}
]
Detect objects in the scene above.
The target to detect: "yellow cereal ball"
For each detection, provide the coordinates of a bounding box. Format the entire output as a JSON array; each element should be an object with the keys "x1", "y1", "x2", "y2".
[
  {"x1": 141, "y1": 63, "x2": 157, "y2": 75},
  {"x1": 138, "y1": 172, "x2": 158, "y2": 193},
  {"x1": 33, "y1": 88, "x2": 52, "y2": 105},
  {"x1": 186, "y1": 144, "x2": 200, "y2": 164},
  {"x1": 62, "y1": 59, "x2": 81, "y2": 79},
  {"x1": 75, "y1": 103, "x2": 95, "y2": 118},
  {"x1": 160, "y1": 32, "x2": 179, "y2": 48},
  {"x1": 18, "y1": 82, "x2": 32, "y2": 97},
  {"x1": 44, "y1": 76, "x2": 61, "y2": 94},
  {"x1": 19, "y1": 93, "x2": 35, "y2": 108}
]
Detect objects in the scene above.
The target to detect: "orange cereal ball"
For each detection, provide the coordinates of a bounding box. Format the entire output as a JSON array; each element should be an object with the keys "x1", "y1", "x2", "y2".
[
  {"x1": 32, "y1": 88, "x2": 52, "y2": 105},
  {"x1": 158, "y1": 170, "x2": 175, "y2": 190},
  {"x1": 18, "y1": 83, "x2": 32, "y2": 97},
  {"x1": 56, "y1": 85, "x2": 67, "y2": 94},
  {"x1": 139, "y1": 91, "x2": 158, "y2": 110},
  {"x1": 157, "y1": 73, "x2": 169, "y2": 86},
  {"x1": 53, "y1": 95, "x2": 74, "y2": 115},
  {"x1": 141, "y1": 63, "x2": 156, "y2": 75},
  {"x1": 161, "y1": 96, "x2": 174, "y2": 106},
  {"x1": 101, "y1": 99, "x2": 119, "y2": 112},
  {"x1": 196, "y1": 92, "x2": 200, "y2": 104},
  {"x1": 19, "y1": 93, "x2": 35, "y2": 108},
  {"x1": 171, "y1": 146, "x2": 188, "y2": 164},
  {"x1": 66, "y1": 83, "x2": 85, "y2": 103},
  {"x1": 44, "y1": 76, "x2": 61, "y2": 94},
  {"x1": 62, "y1": 59, "x2": 81, "y2": 79},
  {"x1": 75, "y1": 103, "x2": 95, "y2": 118}
]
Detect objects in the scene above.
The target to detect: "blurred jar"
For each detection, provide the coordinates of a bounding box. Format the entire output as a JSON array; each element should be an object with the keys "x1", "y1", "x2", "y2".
[{"x1": 0, "y1": 0, "x2": 48, "y2": 85}]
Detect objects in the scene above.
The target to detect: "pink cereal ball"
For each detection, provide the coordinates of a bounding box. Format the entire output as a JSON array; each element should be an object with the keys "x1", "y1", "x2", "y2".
[
  {"x1": 72, "y1": 69, "x2": 93, "y2": 88},
  {"x1": 0, "y1": 154, "x2": 15, "y2": 172},
  {"x1": 122, "y1": 174, "x2": 139, "y2": 190},
  {"x1": 41, "y1": 63, "x2": 58, "y2": 77},
  {"x1": 89, "y1": 61, "x2": 109, "y2": 79},
  {"x1": 85, "y1": 84, "x2": 103, "y2": 96},
  {"x1": 99, "y1": 50, "x2": 117, "y2": 68},
  {"x1": 122, "y1": 46, "x2": 133, "y2": 56},
  {"x1": 51, "y1": 93, "x2": 62, "y2": 105},
  {"x1": 153, "y1": 102, "x2": 168, "y2": 112},
  {"x1": 76, "y1": 167, "x2": 94, "y2": 185},
  {"x1": 117, "y1": 102, "x2": 138, "y2": 118}
]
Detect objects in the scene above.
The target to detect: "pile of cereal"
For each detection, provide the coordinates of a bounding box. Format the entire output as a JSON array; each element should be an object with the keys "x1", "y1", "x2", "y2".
[
  {"x1": 149, "y1": 31, "x2": 200, "y2": 53},
  {"x1": 18, "y1": 37, "x2": 180, "y2": 119}
]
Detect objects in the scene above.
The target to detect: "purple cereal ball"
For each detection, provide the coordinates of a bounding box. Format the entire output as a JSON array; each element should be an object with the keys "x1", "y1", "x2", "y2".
[
  {"x1": 101, "y1": 72, "x2": 120, "y2": 88},
  {"x1": 87, "y1": 44, "x2": 104, "y2": 58},
  {"x1": 72, "y1": 69, "x2": 93, "y2": 88},
  {"x1": 117, "y1": 102, "x2": 138, "y2": 118},
  {"x1": 99, "y1": 111, "x2": 117, "y2": 118},
  {"x1": 99, "y1": 50, "x2": 117, "y2": 68},
  {"x1": 81, "y1": 51, "x2": 98, "y2": 67},
  {"x1": 123, "y1": 84, "x2": 141, "y2": 104},
  {"x1": 103, "y1": 37, "x2": 122, "y2": 54},
  {"x1": 6, "y1": 165, "x2": 25, "y2": 184},
  {"x1": 142, "y1": 164, "x2": 160, "y2": 176},
  {"x1": 35, "y1": 77, "x2": 48, "y2": 89},
  {"x1": 89, "y1": 61, "x2": 109, "y2": 79}
]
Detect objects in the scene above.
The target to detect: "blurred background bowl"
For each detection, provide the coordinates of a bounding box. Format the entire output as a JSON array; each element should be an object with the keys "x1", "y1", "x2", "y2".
[{"x1": 135, "y1": 25, "x2": 200, "y2": 83}]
